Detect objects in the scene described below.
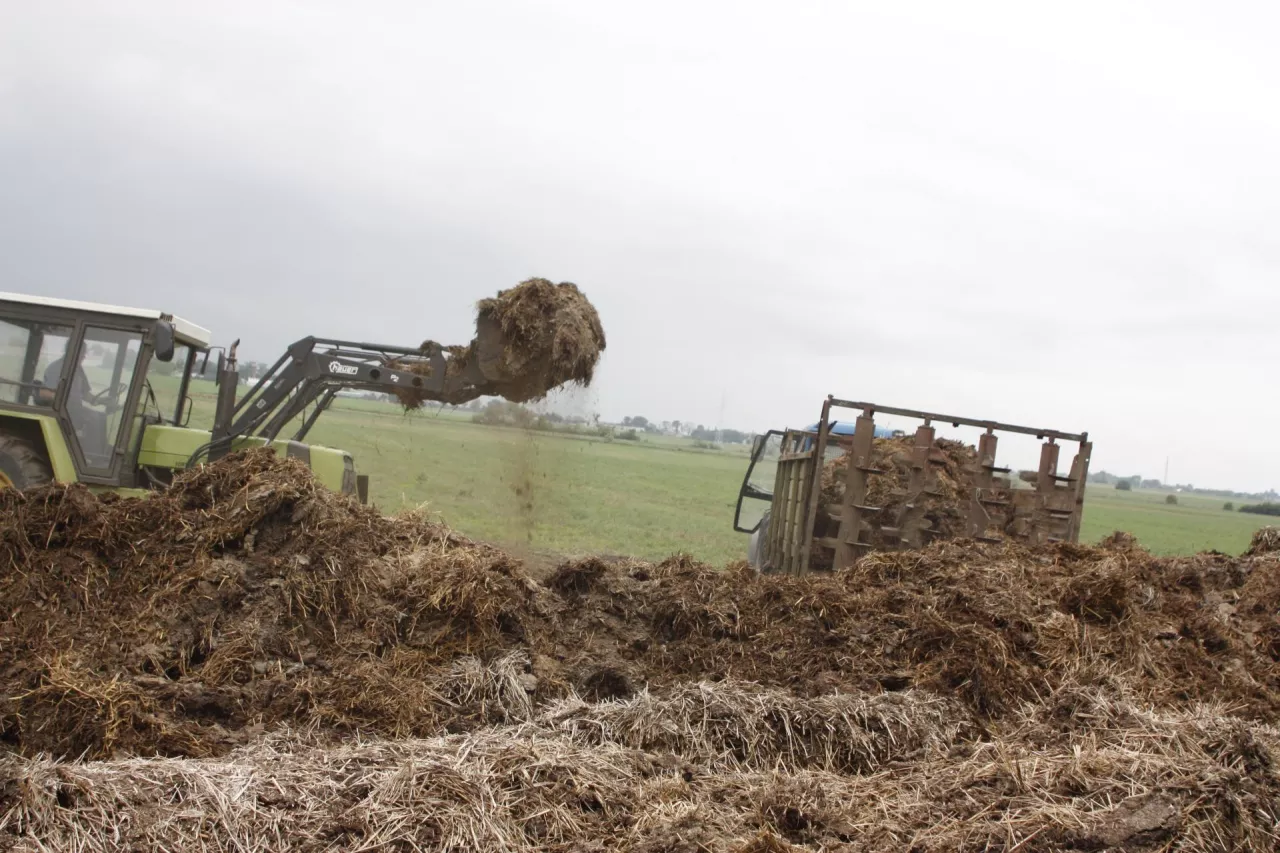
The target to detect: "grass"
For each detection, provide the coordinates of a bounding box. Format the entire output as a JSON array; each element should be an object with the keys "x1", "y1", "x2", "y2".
[
  {"x1": 313, "y1": 405, "x2": 752, "y2": 563},
  {"x1": 1079, "y1": 485, "x2": 1264, "y2": 556},
  {"x1": 176, "y1": 384, "x2": 1270, "y2": 564},
  {"x1": 184, "y1": 384, "x2": 754, "y2": 564}
]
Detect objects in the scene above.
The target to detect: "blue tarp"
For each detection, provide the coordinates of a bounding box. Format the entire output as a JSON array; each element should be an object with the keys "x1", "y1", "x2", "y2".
[{"x1": 804, "y1": 421, "x2": 897, "y2": 439}]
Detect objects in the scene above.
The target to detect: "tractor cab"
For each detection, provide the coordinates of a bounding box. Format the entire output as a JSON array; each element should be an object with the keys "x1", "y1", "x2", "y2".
[{"x1": 0, "y1": 292, "x2": 210, "y2": 489}]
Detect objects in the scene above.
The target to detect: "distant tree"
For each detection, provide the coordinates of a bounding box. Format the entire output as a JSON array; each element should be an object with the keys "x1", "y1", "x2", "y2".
[
  {"x1": 1140, "y1": 479, "x2": 1162, "y2": 490},
  {"x1": 473, "y1": 399, "x2": 536, "y2": 428},
  {"x1": 238, "y1": 360, "x2": 270, "y2": 380},
  {"x1": 623, "y1": 415, "x2": 649, "y2": 429},
  {"x1": 1240, "y1": 503, "x2": 1280, "y2": 517},
  {"x1": 1116, "y1": 480, "x2": 1132, "y2": 491},
  {"x1": 1224, "y1": 502, "x2": 1235, "y2": 511},
  {"x1": 1165, "y1": 494, "x2": 1178, "y2": 505}
]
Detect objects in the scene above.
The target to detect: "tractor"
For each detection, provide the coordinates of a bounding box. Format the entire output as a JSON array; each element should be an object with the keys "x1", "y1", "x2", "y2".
[{"x1": 0, "y1": 291, "x2": 514, "y2": 496}]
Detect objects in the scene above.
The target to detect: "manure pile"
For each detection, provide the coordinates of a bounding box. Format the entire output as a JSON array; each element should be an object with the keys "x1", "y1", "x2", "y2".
[
  {"x1": 815, "y1": 437, "x2": 986, "y2": 560},
  {"x1": 3, "y1": 451, "x2": 1280, "y2": 851}
]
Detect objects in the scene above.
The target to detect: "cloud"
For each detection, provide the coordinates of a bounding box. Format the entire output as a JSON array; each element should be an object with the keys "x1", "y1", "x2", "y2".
[{"x1": 2, "y1": 0, "x2": 1278, "y2": 491}]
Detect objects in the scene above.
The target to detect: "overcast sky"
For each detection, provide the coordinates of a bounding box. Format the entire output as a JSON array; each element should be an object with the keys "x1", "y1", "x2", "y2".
[{"x1": 2, "y1": 1, "x2": 1277, "y2": 491}]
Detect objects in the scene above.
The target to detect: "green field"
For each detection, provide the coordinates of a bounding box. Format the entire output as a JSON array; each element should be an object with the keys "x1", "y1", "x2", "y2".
[
  {"x1": 182, "y1": 385, "x2": 1270, "y2": 564},
  {"x1": 185, "y1": 385, "x2": 755, "y2": 564},
  {"x1": 1078, "y1": 486, "x2": 1265, "y2": 556}
]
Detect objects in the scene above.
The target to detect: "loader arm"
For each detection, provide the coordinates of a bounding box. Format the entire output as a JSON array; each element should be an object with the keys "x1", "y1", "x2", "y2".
[{"x1": 202, "y1": 336, "x2": 497, "y2": 460}]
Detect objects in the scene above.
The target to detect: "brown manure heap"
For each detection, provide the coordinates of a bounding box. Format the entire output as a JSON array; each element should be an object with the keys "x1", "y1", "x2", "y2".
[
  {"x1": 0, "y1": 451, "x2": 547, "y2": 759},
  {"x1": 474, "y1": 277, "x2": 606, "y2": 402},
  {"x1": 817, "y1": 436, "x2": 984, "y2": 552},
  {"x1": 1249, "y1": 525, "x2": 1280, "y2": 556},
  {"x1": 393, "y1": 277, "x2": 606, "y2": 409},
  {"x1": 4, "y1": 450, "x2": 1280, "y2": 851}
]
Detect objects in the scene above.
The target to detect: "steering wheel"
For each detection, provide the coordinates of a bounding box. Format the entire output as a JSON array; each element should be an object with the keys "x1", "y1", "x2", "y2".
[{"x1": 89, "y1": 383, "x2": 128, "y2": 409}]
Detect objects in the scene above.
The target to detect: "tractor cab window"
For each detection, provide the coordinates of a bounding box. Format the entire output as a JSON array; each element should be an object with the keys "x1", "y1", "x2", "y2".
[
  {"x1": 0, "y1": 319, "x2": 73, "y2": 406},
  {"x1": 62, "y1": 327, "x2": 143, "y2": 469},
  {"x1": 748, "y1": 432, "x2": 784, "y2": 496},
  {"x1": 0, "y1": 319, "x2": 31, "y2": 404},
  {"x1": 734, "y1": 430, "x2": 784, "y2": 533},
  {"x1": 142, "y1": 342, "x2": 192, "y2": 424},
  {"x1": 35, "y1": 330, "x2": 74, "y2": 400}
]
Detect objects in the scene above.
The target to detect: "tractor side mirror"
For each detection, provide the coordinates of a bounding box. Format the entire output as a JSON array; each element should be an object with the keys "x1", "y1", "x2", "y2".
[{"x1": 153, "y1": 320, "x2": 175, "y2": 362}]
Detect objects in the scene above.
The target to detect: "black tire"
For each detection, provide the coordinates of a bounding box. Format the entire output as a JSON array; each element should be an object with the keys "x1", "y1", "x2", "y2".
[
  {"x1": 748, "y1": 510, "x2": 772, "y2": 573},
  {"x1": 0, "y1": 433, "x2": 54, "y2": 491}
]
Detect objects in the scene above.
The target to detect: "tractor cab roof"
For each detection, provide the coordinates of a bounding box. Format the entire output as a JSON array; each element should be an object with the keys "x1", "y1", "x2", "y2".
[
  {"x1": 0, "y1": 291, "x2": 212, "y2": 349},
  {"x1": 804, "y1": 420, "x2": 897, "y2": 439}
]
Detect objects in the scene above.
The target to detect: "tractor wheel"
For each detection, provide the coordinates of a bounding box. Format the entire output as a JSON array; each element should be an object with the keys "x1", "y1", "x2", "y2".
[
  {"x1": 747, "y1": 510, "x2": 773, "y2": 573},
  {"x1": 0, "y1": 433, "x2": 53, "y2": 491}
]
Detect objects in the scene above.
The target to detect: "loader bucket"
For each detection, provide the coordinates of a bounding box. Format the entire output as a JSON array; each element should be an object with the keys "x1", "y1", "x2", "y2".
[
  {"x1": 467, "y1": 278, "x2": 606, "y2": 402},
  {"x1": 473, "y1": 314, "x2": 509, "y2": 384}
]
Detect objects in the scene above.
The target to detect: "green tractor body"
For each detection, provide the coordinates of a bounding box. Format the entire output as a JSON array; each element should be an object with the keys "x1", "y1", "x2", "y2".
[{"x1": 0, "y1": 293, "x2": 357, "y2": 497}]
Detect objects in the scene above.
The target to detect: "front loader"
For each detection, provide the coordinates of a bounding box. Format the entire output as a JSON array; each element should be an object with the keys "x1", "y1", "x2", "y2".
[{"x1": 0, "y1": 292, "x2": 512, "y2": 498}]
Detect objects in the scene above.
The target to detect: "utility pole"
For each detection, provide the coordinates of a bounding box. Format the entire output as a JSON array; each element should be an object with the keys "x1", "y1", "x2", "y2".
[{"x1": 1164, "y1": 457, "x2": 1169, "y2": 486}]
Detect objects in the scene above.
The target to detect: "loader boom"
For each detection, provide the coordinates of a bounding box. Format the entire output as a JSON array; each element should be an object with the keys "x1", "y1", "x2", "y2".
[{"x1": 199, "y1": 336, "x2": 497, "y2": 463}]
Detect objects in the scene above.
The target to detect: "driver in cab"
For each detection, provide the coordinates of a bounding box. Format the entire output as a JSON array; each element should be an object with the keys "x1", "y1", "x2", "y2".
[{"x1": 37, "y1": 353, "x2": 114, "y2": 462}]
